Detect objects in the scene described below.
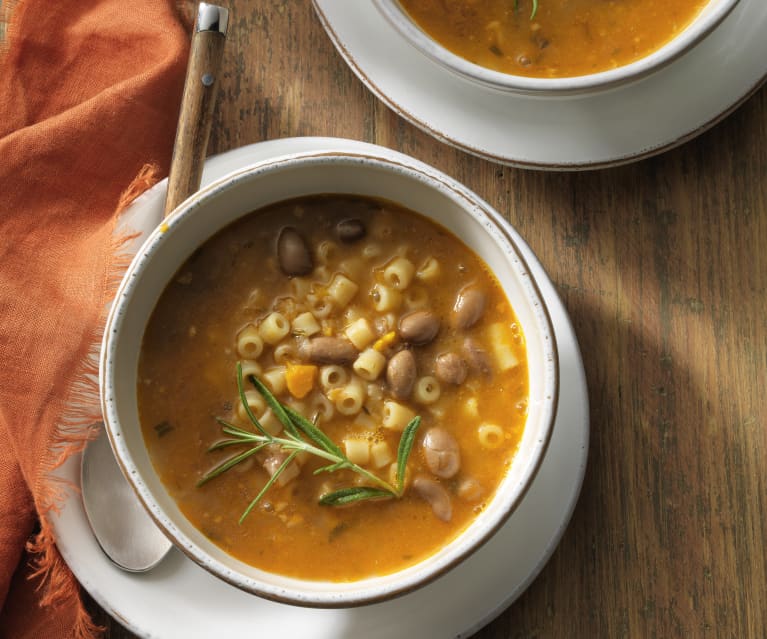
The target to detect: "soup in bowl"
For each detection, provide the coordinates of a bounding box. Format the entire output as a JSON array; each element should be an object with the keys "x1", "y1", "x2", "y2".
[
  {"x1": 374, "y1": 0, "x2": 739, "y2": 94},
  {"x1": 100, "y1": 150, "x2": 558, "y2": 606}
]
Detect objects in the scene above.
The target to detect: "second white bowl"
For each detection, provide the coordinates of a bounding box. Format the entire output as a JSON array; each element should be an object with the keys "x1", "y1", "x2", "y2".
[{"x1": 373, "y1": 0, "x2": 740, "y2": 95}]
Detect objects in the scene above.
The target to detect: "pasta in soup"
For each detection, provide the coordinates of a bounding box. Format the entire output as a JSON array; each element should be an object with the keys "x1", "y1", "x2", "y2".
[
  {"x1": 138, "y1": 195, "x2": 528, "y2": 581},
  {"x1": 398, "y1": 0, "x2": 708, "y2": 79}
]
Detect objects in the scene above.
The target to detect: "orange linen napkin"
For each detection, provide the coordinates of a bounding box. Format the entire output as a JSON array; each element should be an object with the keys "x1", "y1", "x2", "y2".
[{"x1": 0, "y1": 1, "x2": 192, "y2": 636}]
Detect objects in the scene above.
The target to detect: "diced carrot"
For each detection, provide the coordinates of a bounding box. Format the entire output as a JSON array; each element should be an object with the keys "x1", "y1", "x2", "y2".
[
  {"x1": 373, "y1": 331, "x2": 397, "y2": 352},
  {"x1": 285, "y1": 363, "x2": 317, "y2": 399}
]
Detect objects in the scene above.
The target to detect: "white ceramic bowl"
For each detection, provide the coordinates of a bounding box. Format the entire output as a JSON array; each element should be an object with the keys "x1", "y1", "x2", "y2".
[
  {"x1": 100, "y1": 149, "x2": 559, "y2": 607},
  {"x1": 373, "y1": 0, "x2": 740, "y2": 95}
]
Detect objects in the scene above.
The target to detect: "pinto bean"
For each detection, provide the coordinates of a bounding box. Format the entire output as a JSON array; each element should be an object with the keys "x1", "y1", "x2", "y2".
[
  {"x1": 451, "y1": 286, "x2": 487, "y2": 330},
  {"x1": 457, "y1": 477, "x2": 482, "y2": 502},
  {"x1": 300, "y1": 337, "x2": 358, "y2": 365},
  {"x1": 336, "y1": 218, "x2": 366, "y2": 243},
  {"x1": 398, "y1": 310, "x2": 440, "y2": 345},
  {"x1": 413, "y1": 476, "x2": 452, "y2": 522},
  {"x1": 386, "y1": 349, "x2": 416, "y2": 399},
  {"x1": 422, "y1": 427, "x2": 461, "y2": 479},
  {"x1": 434, "y1": 352, "x2": 467, "y2": 386},
  {"x1": 277, "y1": 227, "x2": 313, "y2": 276},
  {"x1": 463, "y1": 337, "x2": 492, "y2": 375}
]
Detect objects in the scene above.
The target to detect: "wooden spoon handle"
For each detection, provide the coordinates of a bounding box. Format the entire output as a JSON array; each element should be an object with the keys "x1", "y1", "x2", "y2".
[{"x1": 164, "y1": 3, "x2": 229, "y2": 218}]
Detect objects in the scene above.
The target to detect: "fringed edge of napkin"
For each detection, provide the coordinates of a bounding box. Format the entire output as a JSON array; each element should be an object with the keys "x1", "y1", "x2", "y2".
[{"x1": 27, "y1": 164, "x2": 164, "y2": 639}]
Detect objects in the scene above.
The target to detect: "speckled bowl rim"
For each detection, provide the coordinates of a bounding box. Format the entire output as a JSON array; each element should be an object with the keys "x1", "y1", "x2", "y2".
[
  {"x1": 373, "y1": 0, "x2": 740, "y2": 95},
  {"x1": 100, "y1": 149, "x2": 559, "y2": 607}
]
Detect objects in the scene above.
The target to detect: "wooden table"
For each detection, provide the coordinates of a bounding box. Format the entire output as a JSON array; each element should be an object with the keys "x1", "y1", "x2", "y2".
[{"x1": 89, "y1": 2, "x2": 767, "y2": 636}]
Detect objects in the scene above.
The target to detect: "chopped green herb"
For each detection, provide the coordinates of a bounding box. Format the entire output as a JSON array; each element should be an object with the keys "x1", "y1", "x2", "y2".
[{"x1": 153, "y1": 421, "x2": 174, "y2": 438}]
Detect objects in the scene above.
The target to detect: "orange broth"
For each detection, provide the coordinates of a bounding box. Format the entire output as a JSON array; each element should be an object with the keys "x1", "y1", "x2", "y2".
[
  {"x1": 138, "y1": 195, "x2": 528, "y2": 581},
  {"x1": 399, "y1": 0, "x2": 708, "y2": 78}
]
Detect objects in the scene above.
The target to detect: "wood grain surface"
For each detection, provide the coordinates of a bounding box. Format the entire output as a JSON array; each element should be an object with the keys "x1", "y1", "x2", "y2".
[{"x1": 88, "y1": 1, "x2": 767, "y2": 637}]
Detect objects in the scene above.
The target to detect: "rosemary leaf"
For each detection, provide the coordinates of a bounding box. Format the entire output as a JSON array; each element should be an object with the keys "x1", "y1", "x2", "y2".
[
  {"x1": 247, "y1": 374, "x2": 300, "y2": 438},
  {"x1": 395, "y1": 416, "x2": 422, "y2": 495},
  {"x1": 216, "y1": 418, "x2": 271, "y2": 444},
  {"x1": 313, "y1": 461, "x2": 348, "y2": 475},
  {"x1": 220, "y1": 427, "x2": 263, "y2": 443},
  {"x1": 216, "y1": 417, "x2": 255, "y2": 437},
  {"x1": 319, "y1": 486, "x2": 395, "y2": 506},
  {"x1": 284, "y1": 405, "x2": 343, "y2": 457},
  {"x1": 239, "y1": 451, "x2": 299, "y2": 523},
  {"x1": 236, "y1": 363, "x2": 270, "y2": 437},
  {"x1": 208, "y1": 438, "x2": 251, "y2": 452},
  {"x1": 216, "y1": 417, "x2": 269, "y2": 440},
  {"x1": 513, "y1": 0, "x2": 539, "y2": 19},
  {"x1": 197, "y1": 446, "x2": 263, "y2": 487}
]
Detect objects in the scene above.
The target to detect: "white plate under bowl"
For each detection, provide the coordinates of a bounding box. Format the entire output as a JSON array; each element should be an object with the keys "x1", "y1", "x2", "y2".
[
  {"x1": 51, "y1": 137, "x2": 589, "y2": 638},
  {"x1": 312, "y1": 0, "x2": 766, "y2": 169}
]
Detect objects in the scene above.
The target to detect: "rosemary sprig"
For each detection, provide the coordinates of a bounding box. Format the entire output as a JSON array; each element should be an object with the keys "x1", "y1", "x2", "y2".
[{"x1": 197, "y1": 363, "x2": 422, "y2": 522}]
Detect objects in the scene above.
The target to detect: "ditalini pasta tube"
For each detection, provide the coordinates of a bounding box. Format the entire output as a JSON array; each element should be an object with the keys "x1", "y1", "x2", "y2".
[
  {"x1": 382, "y1": 400, "x2": 416, "y2": 431},
  {"x1": 259, "y1": 312, "x2": 290, "y2": 345},
  {"x1": 236, "y1": 324, "x2": 264, "y2": 359}
]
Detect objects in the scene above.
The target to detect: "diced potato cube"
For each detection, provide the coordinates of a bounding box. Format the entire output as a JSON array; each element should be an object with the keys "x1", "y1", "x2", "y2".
[
  {"x1": 370, "y1": 441, "x2": 394, "y2": 469},
  {"x1": 344, "y1": 438, "x2": 370, "y2": 465},
  {"x1": 487, "y1": 323, "x2": 520, "y2": 371}
]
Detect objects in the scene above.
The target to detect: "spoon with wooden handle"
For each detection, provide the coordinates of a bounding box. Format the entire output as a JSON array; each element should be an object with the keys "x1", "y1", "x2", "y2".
[
  {"x1": 165, "y1": 2, "x2": 229, "y2": 216},
  {"x1": 81, "y1": 2, "x2": 229, "y2": 573}
]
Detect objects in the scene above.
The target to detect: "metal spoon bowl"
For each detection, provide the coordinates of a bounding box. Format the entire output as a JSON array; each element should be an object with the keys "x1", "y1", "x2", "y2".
[{"x1": 80, "y1": 426, "x2": 172, "y2": 572}]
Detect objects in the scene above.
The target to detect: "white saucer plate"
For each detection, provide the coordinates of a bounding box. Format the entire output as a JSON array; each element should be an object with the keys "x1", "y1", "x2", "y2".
[
  {"x1": 51, "y1": 138, "x2": 589, "y2": 638},
  {"x1": 313, "y1": 0, "x2": 767, "y2": 170}
]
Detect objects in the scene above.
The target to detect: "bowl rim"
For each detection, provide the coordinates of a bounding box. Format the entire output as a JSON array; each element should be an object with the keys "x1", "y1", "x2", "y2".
[
  {"x1": 100, "y1": 149, "x2": 560, "y2": 607},
  {"x1": 372, "y1": 0, "x2": 741, "y2": 94}
]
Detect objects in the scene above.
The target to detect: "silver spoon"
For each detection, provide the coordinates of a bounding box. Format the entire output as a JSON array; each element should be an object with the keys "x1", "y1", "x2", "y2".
[{"x1": 80, "y1": 2, "x2": 229, "y2": 572}]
